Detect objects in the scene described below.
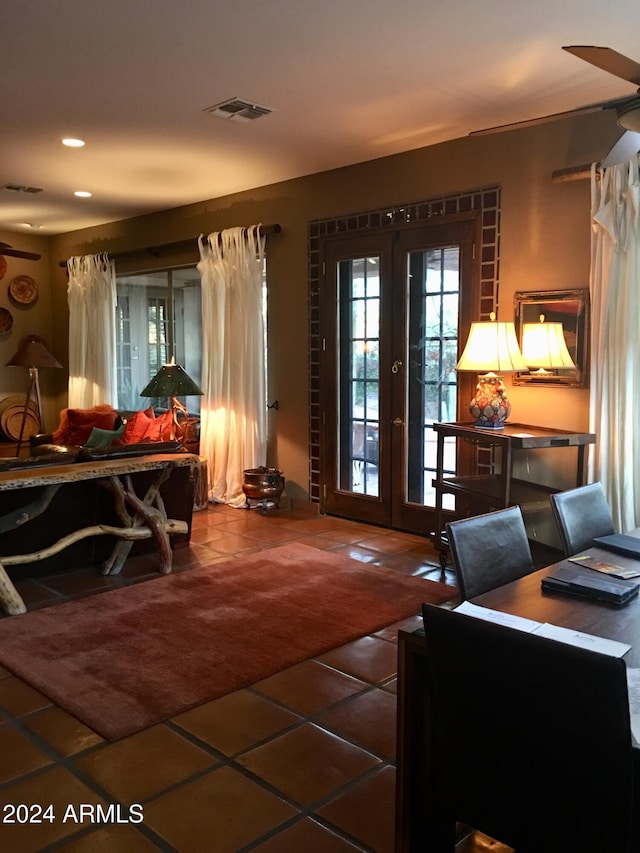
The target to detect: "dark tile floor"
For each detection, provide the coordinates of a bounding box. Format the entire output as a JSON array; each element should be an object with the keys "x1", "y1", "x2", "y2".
[{"x1": 0, "y1": 500, "x2": 461, "y2": 852}]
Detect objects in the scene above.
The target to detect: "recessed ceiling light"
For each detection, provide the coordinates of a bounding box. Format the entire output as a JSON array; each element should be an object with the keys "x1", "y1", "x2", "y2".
[
  {"x1": 74, "y1": 190, "x2": 92, "y2": 198},
  {"x1": 62, "y1": 138, "x2": 85, "y2": 147}
]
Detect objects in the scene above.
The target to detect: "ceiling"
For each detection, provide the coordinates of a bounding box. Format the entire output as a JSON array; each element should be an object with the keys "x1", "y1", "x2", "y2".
[{"x1": 3, "y1": 0, "x2": 640, "y2": 236}]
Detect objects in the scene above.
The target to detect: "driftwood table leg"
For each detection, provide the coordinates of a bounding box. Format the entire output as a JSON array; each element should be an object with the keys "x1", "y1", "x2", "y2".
[
  {"x1": 0, "y1": 484, "x2": 61, "y2": 534},
  {"x1": 101, "y1": 475, "x2": 136, "y2": 575},
  {"x1": 0, "y1": 562, "x2": 27, "y2": 615},
  {"x1": 124, "y1": 492, "x2": 172, "y2": 572},
  {"x1": 0, "y1": 521, "x2": 188, "y2": 615},
  {"x1": 101, "y1": 468, "x2": 176, "y2": 575}
]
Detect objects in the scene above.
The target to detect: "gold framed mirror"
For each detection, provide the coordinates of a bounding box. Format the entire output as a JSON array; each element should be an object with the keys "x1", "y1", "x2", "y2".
[{"x1": 513, "y1": 288, "x2": 590, "y2": 387}]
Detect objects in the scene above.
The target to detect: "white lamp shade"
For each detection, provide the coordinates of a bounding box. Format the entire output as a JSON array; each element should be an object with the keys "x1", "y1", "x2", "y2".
[
  {"x1": 456, "y1": 321, "x2": 528, "y2": 373},
  {"x1": 521, "y1": 321, "x2": 575, "y2": 369}
]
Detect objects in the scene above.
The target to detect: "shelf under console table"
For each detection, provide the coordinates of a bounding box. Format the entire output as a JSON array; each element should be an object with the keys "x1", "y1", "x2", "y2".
[{"x1": 431, "y1": 421, "x2": 596, "y2": 568}]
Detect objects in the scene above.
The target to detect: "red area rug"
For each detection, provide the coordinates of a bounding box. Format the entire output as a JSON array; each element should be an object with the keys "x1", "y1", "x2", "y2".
[{"x1": 0, "y1": 542, "x2": 452, "y2": 740}]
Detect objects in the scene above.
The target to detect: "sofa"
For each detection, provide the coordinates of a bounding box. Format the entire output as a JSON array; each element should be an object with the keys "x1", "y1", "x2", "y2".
[{"x1": 30, "y1": 403, "x2": 200, "y2": 457}]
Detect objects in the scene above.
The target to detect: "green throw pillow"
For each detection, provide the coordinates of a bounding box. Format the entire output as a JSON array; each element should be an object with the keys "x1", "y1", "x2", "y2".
[{"x1": 84, "y1": 423, "x2": 126, "y2": 448}]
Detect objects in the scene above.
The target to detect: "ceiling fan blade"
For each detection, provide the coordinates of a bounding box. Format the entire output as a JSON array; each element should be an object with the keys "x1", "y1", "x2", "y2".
[
  {"x1": 563, "y1": 45, "x2": 640, "y2": 87},
  {"x1": 0, "y1": 242, "x2": 41, "y2": 261},
  {"x1": 601, "y1": 130, "x2": 640, "y2": 167},
  {"x1": 470, "y1": 96, "x2": 630, "y2": 137}
]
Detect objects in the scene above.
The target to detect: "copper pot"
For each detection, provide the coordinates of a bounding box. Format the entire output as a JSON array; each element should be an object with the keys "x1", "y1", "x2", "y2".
[{"x1": 242, "y1": 467, "x2": 285, "y2": 507}]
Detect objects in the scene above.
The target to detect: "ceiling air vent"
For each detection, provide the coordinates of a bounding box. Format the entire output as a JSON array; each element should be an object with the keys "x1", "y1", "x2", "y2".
[
  {"x1": 204, "y1": 98, "x2": 273, "y2": 123},
  {"x1": 3, "y1": 184, "x2": 44, "y2": 194}
]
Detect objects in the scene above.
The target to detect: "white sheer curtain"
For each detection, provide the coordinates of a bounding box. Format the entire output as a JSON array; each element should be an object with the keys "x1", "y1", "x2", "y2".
[
  {"x1": 198, "y1": 225, "x2": 267, "y2": 507},
  {"x1": 589, "y1": 157, "x2": 640, "y2": 530},
  {"x1": 67, "y1": 255, "x2": 117, "y2": 409},
  {"x1": 66, "y1": 253, "x2": 117, "y2": 408}
]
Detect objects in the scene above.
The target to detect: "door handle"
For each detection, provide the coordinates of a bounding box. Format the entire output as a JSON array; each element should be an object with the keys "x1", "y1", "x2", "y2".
[
  {"x1": 391, "y1": 360, "x2": 403, "y2": 374},
  {"x1": 393, "y1": 417, "x2": 404, "y2": 427}
]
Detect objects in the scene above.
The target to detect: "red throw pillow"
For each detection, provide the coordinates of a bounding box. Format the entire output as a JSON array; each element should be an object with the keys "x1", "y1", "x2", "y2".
[
  {"x1": 51, "y1": 409, "x2": 71, "y2": 444},
  {"x1": 121, "y1": 409, "x2": 174, "y2": 444},
  {"x1": 64, "y1": 407, "x2": 118, "y2": 446},
  {"x1": 121, "y1": 409, "x2": 157, "y2": 444}
]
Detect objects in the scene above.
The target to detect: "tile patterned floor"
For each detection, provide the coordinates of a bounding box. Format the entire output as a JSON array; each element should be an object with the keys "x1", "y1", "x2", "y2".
[{"x1": 0, "y1": 501, "x2": 459, "y2": 852}]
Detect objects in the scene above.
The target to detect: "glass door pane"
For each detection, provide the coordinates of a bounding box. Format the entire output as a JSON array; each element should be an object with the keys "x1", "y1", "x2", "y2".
[
  {"x1": 406, "y1": 246, "x2": 459, "y2": 508},
  {"x1": 337, "y1": 256, "x2": 380, "y2": 496}
]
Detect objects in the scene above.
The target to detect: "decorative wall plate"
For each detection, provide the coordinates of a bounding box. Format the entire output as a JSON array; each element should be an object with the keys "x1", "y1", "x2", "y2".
[
  {"x1": 0, "y1": 395, "x2": 39, "y2": 441},
  {"x1": 9, "y1": 274, "x2": 38, "y2": 305},
  {"x1": 0, "y1": 255, "x2": 6, "y2": 281},
  {"x1": 0, "y1": 307, "x2": 13, "y2": 333}
]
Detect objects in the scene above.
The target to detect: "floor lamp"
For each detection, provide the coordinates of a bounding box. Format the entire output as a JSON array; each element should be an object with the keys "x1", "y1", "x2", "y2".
[{"x1": 6, "y1": 335, "x2": 63, "y2": 454}]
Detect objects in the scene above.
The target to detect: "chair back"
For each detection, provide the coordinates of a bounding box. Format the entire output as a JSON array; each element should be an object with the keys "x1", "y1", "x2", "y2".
[
  {"x1": 550, "y1": 481, "x2": 614, "y2": 556},
  {"x1": 421, "y1": 603, "x2": 635, "y2": 852},
  {"x1": 446, "y1": 506, "x2": 535, "y2": 600}
]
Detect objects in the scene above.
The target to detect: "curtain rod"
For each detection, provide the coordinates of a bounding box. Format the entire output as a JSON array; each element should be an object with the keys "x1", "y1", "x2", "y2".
[
  {"x1": 551, "y1": 165, "x2": 592, "y2": 183},
  {"x1": 58, "y1": 223, "x2": 281, "y2": 268}
]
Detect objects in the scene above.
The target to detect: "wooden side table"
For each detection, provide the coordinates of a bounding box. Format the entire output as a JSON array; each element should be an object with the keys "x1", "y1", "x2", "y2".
[{"x1": 431, "y1": 421, "x2": 596, "y2": 567}]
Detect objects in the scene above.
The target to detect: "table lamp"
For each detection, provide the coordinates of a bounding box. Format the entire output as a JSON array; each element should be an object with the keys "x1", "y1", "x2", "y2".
[
  {"x1": 6, "y1": 334, "x2": 63, "y2": 452},
  {"x1": 521, "y1": 315, "x2": 576, "y2": 378},
  {"x1": 456, "y1": 313, "x2": 528, "y2": 430},
  {"x1": 140, "y1": 358, "x2": 203, "y2": 440}
]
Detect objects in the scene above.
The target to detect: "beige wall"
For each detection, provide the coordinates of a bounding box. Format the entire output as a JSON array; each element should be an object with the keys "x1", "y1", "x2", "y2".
[
  {"x1": 0, "y1": 228, "x2": 62, "y2": 433},
  {"x1": 1, "y1": 110, "x2": 619, "y2": 497}
]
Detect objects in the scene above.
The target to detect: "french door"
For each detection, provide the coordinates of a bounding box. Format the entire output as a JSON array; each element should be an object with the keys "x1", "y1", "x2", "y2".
[{"x1": 320, "y1": 216, "x2": 478, "y2": 535}]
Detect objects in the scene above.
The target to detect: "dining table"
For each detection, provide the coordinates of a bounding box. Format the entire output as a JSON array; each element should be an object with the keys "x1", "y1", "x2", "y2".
[{"x1": 394, "y1": 531, "x2": 640, "y2": 853}]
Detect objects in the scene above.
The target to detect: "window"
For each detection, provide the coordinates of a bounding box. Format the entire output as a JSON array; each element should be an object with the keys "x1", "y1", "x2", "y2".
[
  {"x1": 338, "y1": 255, "x2": 380, "y2": 497},
  {"x1": 407, "y1": 246, "x2": 459, "y2": 509},
  {"x1": 115, "y1": 267, "x2": 202, "y2": 413}
]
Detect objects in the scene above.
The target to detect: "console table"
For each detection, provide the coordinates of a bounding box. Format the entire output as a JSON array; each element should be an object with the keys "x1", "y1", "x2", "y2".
[
  {"x1": 0, "y1": 453, "x2": 199, "y2": 616},
  {"x1": 431, "y1": 421, "x2": 596, "y2": 567}
]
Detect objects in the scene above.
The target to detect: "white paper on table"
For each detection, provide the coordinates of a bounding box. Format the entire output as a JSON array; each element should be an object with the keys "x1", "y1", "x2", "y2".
[
  {"x1": 532, "y1": 622, "x2": 631, "y2": 658},
  {"x1": 453, "y1": 600, "x2": 541, "y2": 633},
  {"x1": 626, "y1": 668, "x2": 640, "y2": 747},
  {"x1": 453, "y1": 602, "x2": 630, "y2": 657}
]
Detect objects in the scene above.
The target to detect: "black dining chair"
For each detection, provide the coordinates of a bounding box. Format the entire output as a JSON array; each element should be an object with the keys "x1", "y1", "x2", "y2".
[
  {"x1": 446, "y1": 506, "x2": 535, "y2": 600},
  {"x1": 550, "y1": 481, "x2": 615, "y2": 556},
  {"x1": 419, "y1": 602, "x2": 639, "y2": 852}
]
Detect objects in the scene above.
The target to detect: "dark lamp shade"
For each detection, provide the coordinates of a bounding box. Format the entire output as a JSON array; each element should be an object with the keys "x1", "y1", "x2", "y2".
[
  {"x1": 140, "y1": 362, "x2": 203, "y2": 398},
  {"x1": 6, "y1": 335, "x2": 62, "y2": 369}
]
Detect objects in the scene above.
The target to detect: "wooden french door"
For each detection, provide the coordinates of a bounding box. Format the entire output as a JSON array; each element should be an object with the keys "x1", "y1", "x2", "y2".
[{"x1": 320, "y1": 216, "x2": 478, "y2": 535}]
